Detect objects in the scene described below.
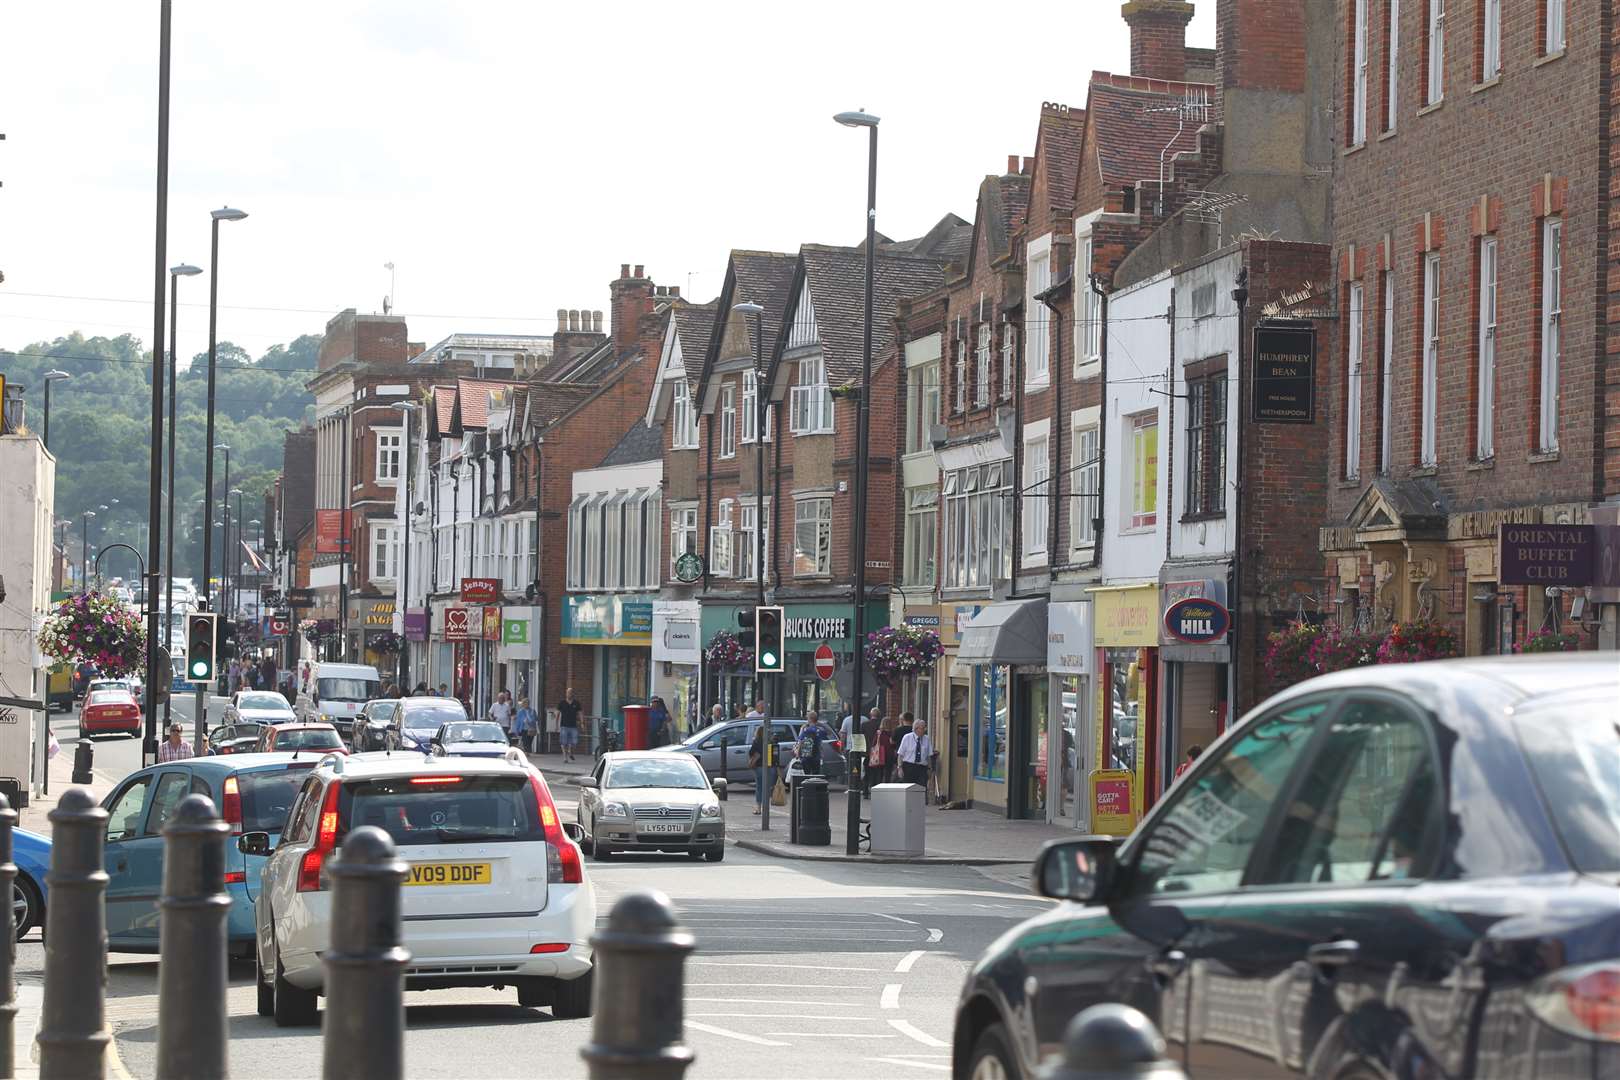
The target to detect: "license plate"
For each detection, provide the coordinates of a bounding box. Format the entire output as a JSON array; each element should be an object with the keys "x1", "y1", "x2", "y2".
[
  {"x1": 638, "y1": 823, "x2": 686, "y2": 835},
  {"x1": 405, "y1": 861, "x2": 491, "y2": 887}
]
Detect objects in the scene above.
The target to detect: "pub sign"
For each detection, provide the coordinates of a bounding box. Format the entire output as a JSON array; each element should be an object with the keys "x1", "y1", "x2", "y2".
[
  {"x1": 1252, "y1": 320, "x2": 1316, "y2": 424},
  {"x1": 1498, "y1": 524, "x2": 1594, "y2": 586}
]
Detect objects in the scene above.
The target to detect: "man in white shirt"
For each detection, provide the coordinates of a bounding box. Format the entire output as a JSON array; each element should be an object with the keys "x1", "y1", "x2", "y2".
[
  {"x1": 489, "y1": 690, "x2": 513, "y2": 742},
  {"x1": 896, "y1": 716, "x2": 933, "y2": 786},
  {"x1": 745, "y1": 699, "x2": 766, "y2": 721}
]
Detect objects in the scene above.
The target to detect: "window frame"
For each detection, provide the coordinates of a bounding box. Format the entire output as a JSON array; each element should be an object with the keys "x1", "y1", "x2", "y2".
[
  {"x1": 906, "y1": 360, "x2": 941, "y2": 455},
  {"x1": 790, "y1": 355, "x2": 834, "y2": 435},
  {"x1": 1480, "y1": 0, "x2": 1501, "y2": 82},
  {"x1": 671, "y1": 380, "x2": 699, "y2": 450},
  {"x1": 1545, "y1": 0, "x2": 1565, "y2": 55},
  {"x1": 371, "y1": 522, "x2": 395, "y2": 582},
  {"x1": 1476, "y1": 235, "x2": 1497, "y2": 460},
  {"x1": 1352, "y1": 0, "x2": 1369, "y2": 145},
  {"x1": 1385, "y1": 0, "x2": 1401, "y2": 132},
  {"x1": 903, "y1": 486, "x2": 938, "y2": 588},
  {"x1": 1001, "y1": 321, "x2": 1017, "y2": 399},
  {"x1": 1539, "y1": 216, "x2": 1562, "y2": 452},
  {"x1": 975, "y1": 323, "x2": 992, "y2": 407},
  {"x1": 1023, "y1": 427, "x2": 1050, "y2": 560},
  {"x1": 1380, "y1": 270, "x2": 1395, "y2": 473},
  {"x1": 1026, "y1": 245, "x2": 1052, "y2": 386},
  {"x1": 708, "y1": 499, "x2": 734, "y2": 579},
  {"x1": 668, "y1": 503, "x2": 698, "y2": 582},
  {"x1": 954, "y1": 332, "x2": 968, "y2": 414},
  {"x1": 1346, "y1": 282, "x2": 1364, "y2": 479},
  {"x1": 1421, "y1": 253, "x2": 1441, "y2": 466},
  {"x1": 1185, "y1": 372, "x2": 1229, "y2": 514},
  {"x1": 1426, "y1": 0, "x2": 1445, "y2": 106},
  {"x1": 375, "y1": 430, "x2": 402, "y2": 483},
  {"x1": 736, "y1": 499, "x2": 769, "y2": 582},
  {"x1": 1078, "y1": 236, "x2": 1101, "y2": 370},
  {"x1": 1126, "y1": 411, "x2": 1160, "y2": 531},
  {"x1": 793, "y1": 498, "x2": 832, "y2": 578},
  {"x1": 1071, "y1": 420, "x2": 1100, "y2": 550},
  {"x1": 719, "y1": 384, "x2": 737, "y2": 459}
]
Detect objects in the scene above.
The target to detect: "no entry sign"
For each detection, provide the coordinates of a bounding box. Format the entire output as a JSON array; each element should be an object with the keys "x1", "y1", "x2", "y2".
[{"x1": 814, "y1": 643, "x2": 836, "y2": 681}]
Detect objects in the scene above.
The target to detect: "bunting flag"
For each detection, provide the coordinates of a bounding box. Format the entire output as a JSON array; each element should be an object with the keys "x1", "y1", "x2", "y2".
[{"x1": 241, "y1": 540, "x2": 268, "y2": 574}]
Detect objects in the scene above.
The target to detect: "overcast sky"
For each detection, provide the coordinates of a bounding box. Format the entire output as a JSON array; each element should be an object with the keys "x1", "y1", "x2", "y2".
[{"x1": 1, "y1": 1, "x2": 1213, "y2": 367}]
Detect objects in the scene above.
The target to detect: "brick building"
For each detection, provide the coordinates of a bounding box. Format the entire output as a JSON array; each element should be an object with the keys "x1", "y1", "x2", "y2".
[{"x1": 1319, "y1": 0, "x2": 1619, "y2": 655}]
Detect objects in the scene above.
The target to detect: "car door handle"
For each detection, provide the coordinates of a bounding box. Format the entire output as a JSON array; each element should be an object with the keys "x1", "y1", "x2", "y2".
[
  {"x1": 1306, "y1": 939, "x2": 1360, "y2": 970},
  {"x1": 1147, "y1": 948, "x2": 1187, "y2": 985}
]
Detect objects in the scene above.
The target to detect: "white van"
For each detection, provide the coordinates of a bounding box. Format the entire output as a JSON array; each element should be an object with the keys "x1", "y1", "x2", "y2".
[{"x1": 309, "y1": 662, "x2": 382, "y2": 738}]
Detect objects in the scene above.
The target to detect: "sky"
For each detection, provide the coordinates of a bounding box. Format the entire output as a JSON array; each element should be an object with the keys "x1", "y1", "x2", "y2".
[{"x1": 0, "y1": 1, "x2": 1214, "y2": 368}]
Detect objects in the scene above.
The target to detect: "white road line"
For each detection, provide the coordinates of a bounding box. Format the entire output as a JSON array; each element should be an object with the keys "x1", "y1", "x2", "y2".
[
  {"x1": 686, "y1": 1020, "x2": 789, "y2": 1046},
  {"x1": 873, "y1": 912, "x2": 920, "y2": 925},
  {"x1": 888, "y1": 1019, "x2": 950, "y2": 1048},
  {"x1": 689, "y1": 961, "x2": 890, "y2": 972},
  {"x1": 691, "y1": 982, "x2": 874, "y2": 990},
  {"x1": 926, "y1": 928, "x2": 944, "y2": 943},
  {"x1": 894, "y1": 950, "x2": 925, "y2": 974},
  {"x1": 688, "y1": 996, "x2": 848, "y2": 1006},
  {"x1": 766, "y1": 1032, "x2": 898, "y2": 1039},
  {"x1": 874, "y1": 1057, "x2": 950, "y2": 1072},
  {"x1": 880, "y1": 984, "x2": 902, "y2": 1010},
  {"x1": 692, "y1": 1012, "x2": 874, "y2": 1020}
]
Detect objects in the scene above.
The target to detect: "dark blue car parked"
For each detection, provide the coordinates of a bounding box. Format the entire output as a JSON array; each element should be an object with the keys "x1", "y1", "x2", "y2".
[{"x1": 101, "y1": 753, "x2": 323, "y2": 957}]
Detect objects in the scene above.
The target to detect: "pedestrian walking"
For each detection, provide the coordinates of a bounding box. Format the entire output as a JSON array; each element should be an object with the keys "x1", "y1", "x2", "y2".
[
  {"x1": 436, "y1": 683, "x2": 449, "y2": 698},
  {"x1": 795, "y1": 710, "x2": 836, "y2": 777},
  {"x1": 512, "y1": 696, "x2": 537, "y2": 753},
  {"x1": 1174, "y1": 744, "x2": 1203, "y2": 781},
  {"x1": 557, "y1": 687, "x2": 582, "y2": 763},
  {"x1": 865, "y1": 712, "x2": 889, "y2": 793},
  {"x1": 158, "y1": 721, "x2": 194, "y2": 763},
  {"x1": 413, "y1": 681, "x2": 429, "y2": 696},
  {"x1": 260, "y1": 656, "x2": 276, "y2": 693},
  {"x1": 747, "y1": 723, "x2": 771, "y2": 816},
  {"x1": 896, "y1": 714, "x2": 933, "y2": 787},
  {"x1": 490, "y1": 690, "x2": 514, "y2": 743},
  {"x1": 648, "y1": 696, "x2": 674, "y2": 748},
  {"x1": 710, "y1": 703, "x2": 727, "y2": 728}
]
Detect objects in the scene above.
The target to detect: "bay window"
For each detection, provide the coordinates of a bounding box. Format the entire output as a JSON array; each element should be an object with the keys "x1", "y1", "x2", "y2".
[
  {"x1": 793, "y1": 498, "x2": 832, "y2": 577},
  {"x1": 903, "y1": 486, "x2": 937, "y2": 587}
]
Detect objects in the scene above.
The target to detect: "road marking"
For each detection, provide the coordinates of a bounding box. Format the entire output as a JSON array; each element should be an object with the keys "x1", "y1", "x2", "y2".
[
  {"x1": 926, "y1": 928, "x2": 944, "y2": 943},
  {"x1": 894, "y1": 950, "x2": 925, "y2": 973},
  {"x1": 767, "y1": 1032, "x2": 898, "y2": 1039},
  {"x1": 688, "y1": 996, "x2": 848, "y2": 1006},
  {"x1": 874, "y1": 1057, "x2": 950, "y2": 1071},
  {"x1": 888, "y1": 1019, "x2": 950, "y2": 1048},
  {"x1": 690, "y1": 960, "x2": 890, "y2": 972},
  {"x1": 880, "y1": 984, "x2": 902, "y2": 1009},
  {"x1": 693, "y1": 1012, "x2": 874, "y2": 1020},
  {"x1": 686, "y1": 1020, "x2": 788, "y2": 1046},
  {"x1": 692, "y1": 982, "x2": 874, "y2": 990},
  {"x1": 873, "y1": 912, "x2": 919, "y2": 925}
]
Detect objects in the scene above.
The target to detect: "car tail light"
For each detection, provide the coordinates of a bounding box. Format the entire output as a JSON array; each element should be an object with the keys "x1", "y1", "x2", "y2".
[
  {"x1": 297, "y1": 781, "x2": 343, "y2": 893},
  {"x1": 529, "y1": 772, "x2": 582, "y2": 885},
  {"x1": 224, "y1": 871, "x2": 246, "y2": 884},
  {"x1": 529, "y1": 943, "x2": 569, "y2": 954},
  {"x1": 221, "y1": 776, "x2": 242, "y2": 834},
  {"x1": 1528, "y1": 961, "x2": 1620, "y2": 1043}
]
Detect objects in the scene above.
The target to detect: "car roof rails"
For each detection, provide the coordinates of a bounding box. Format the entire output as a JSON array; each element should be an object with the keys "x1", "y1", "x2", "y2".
[
  {"x1": 317, "y1": 752, "x2": 345, "y2": 773},
  {"x1": 503, "y1": 747, "x2": 527, "y2": 767}
]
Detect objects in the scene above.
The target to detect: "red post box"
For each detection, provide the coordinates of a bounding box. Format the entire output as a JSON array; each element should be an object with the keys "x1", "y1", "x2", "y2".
[{"x1": 622, "y1": 704, "x2": 651, "y2": 751}]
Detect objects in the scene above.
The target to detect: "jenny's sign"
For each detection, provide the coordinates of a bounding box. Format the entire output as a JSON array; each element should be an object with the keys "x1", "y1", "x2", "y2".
[
  {"x1": 1252, "y1": 321, "x2": 1316, "y2": 424},
  {"x1": 1498, "y1": 524, "x2": 1595, "y2": 586}
]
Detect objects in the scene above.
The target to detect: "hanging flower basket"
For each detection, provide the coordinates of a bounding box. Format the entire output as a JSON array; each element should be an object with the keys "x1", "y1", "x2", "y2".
[
  {"x1": 863, "y1": 624, "x2": 945, "y2": 686},
  {"x1": 1376, "y1": 620, "x2": 1460, "y2": 664},
  {"x1": 370, "y1": 630, "x2": 403, "y2": 654},
  {"x1": 705, "y1": 630, "x2": 753, "y2": 671},
  {"x1": 37, "y1": 590, "x2": 147, "y2": 678},
  {"x1": 1516, "y1": 628, "x2": 1582, "y2": 653}
]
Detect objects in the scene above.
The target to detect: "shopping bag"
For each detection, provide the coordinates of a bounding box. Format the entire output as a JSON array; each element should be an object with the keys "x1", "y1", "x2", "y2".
[{"x1": 771, "y1": 776, "x2": 787, "y2": 807}]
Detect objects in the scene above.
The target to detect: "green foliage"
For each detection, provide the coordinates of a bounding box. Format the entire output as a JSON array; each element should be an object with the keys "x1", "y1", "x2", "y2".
[{"x1": 2, "y1": 330, "x2": 318, "y2": 576}]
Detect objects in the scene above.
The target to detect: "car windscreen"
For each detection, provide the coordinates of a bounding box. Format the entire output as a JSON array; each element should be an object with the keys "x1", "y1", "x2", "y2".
[
  {"x1": 684, "y1": 721, "x2": 732, "y2": 745},
  {"x1": 318, "y1": 677, "x2": 377, "y2": 703},
  {"x1": 1515, "y1": 707, "x2": 1620, "y2": 873},
  {"x1": 276, "y1": 729, "x2": 343, "y2": 752},
  {"x1": 606, "y1": 757, "x2": 708, "y2": 790},
  {"x1": 239, "y1": 693, "x2": 290, "y2": 711},
  {"x1": 443, "y1": 722, "x2": 507, "y2": 744},
  {"x1": 341, "y1": 775, "x2": 542, "y2": 845},
  {"x1": 239, "y1": 764, "x2": 318, "y2": 833},
  {"x1": 402, "y1": 704, "x2": 466, "y2": 732}
]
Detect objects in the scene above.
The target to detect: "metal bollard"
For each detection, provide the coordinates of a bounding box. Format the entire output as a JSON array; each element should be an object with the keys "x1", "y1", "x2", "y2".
[
  {"x1": 322, "y1": 826, "x2": 409, "y2": 1080},
  {"x1": 0, "y1": 794, "x2": 17, "y2": 1080},
  {"x1": 38, "y1": 787, "x2": 110, "y2": 1080},
  {"x1": 1037, "y1": 1004, "x2": 1188, "y2": 1080},
  {"x1": 71, "y1": 742, "x2": 93, "y2": 786},
  {"x1": 581, "y1": 890, "x2": 695, "y2": 1080},
  {"x1": 156, "y1": 794, "x2": 231, "y2": 1080}
]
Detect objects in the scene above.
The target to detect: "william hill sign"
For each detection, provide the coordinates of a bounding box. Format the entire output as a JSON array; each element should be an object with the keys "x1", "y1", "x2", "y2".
[{"x1": 1164, "y1": 597, "x2": 1231, "y2": 645}]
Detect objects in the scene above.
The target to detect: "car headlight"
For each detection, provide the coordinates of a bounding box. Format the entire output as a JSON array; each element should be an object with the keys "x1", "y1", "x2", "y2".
[
  {"x1": 600, "y1": 802, "x2": 629, "y2": 818},
  {"x1": 700, "y1": 803, "x2": 721, "y2": 819}
]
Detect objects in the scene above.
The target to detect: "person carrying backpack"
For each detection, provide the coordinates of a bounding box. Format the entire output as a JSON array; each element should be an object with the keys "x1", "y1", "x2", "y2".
[{"x1": 795, "y1": 710, "x2": 836, "y2": 776}]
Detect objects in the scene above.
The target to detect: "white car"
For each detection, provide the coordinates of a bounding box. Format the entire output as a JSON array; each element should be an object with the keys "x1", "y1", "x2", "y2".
[{"x1": 250, "y1": 750, "x2": 593, "y2": 1027}]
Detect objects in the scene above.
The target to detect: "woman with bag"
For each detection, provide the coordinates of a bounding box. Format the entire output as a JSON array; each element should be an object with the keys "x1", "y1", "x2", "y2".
[
  {"x1": 868, "y1": 715, "x2": 893, "y2": 788},
  {"x1": 748, "y1": 724, "x2": 768, "y2": 816}
]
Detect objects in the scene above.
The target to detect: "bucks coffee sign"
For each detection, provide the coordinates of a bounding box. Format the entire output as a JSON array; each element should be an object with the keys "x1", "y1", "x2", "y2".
[
  {"x1": 1164, "y1": 597, "x2": 1231, "y2": 644},
  {"x1": 1252, "y1": 320, "x2": 1316, "y2": 424}
]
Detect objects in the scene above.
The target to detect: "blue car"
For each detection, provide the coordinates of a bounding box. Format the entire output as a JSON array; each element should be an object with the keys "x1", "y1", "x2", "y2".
[
  {"x1": 14, "y1": 827, "x2": 51, "y2": 940},
  {"x1": 101, "y1": 754, "x2": 323, "y2": 957}
]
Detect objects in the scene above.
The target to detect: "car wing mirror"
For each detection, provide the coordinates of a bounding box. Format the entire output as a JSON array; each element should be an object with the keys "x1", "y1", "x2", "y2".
[
  {"x1": 561, "y1": 821, "x2": 585, "y2": 844},
  {"x1": 577, "y1": 776, "x2": 598, "y2": 789},
  {"x1": 237, "y1": 831, "x2": 272, "y2": 857},
  {"x1": 1034, "y1": 837, "x2": 1120, "y2": 904}
]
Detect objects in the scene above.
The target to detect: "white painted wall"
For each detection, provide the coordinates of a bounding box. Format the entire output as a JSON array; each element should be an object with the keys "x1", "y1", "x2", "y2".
[
  {"x1": 1102, "y1": 270, "x2": 1172, "y2": 586},
  {"x1": 0, "y1": 436, "x2": 51, "y2": 798},
  {"x1": 1170, "y1": 251, "x2": 1242, "y2": 563}
]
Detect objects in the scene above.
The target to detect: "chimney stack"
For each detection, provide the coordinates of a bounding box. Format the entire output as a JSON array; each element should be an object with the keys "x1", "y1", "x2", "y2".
[
  {"x1": 620, "y1": 263, "x2": 631, "y2": 278},
  {"x1": 556, "y1": 308, "x2": 567, "y2": 331},
  {"x1": 633, "y1": 264, "x2": 645, "y2": 279},
  {"x1": 1121, "y1": 0, "x2": 1195, "y2": 82},
  {"x1": 593, "y1": 310, "x2": 604, "y2": 333},
  {"x1": 609, "y1": 261, "x2": 656, "y2": 354}
]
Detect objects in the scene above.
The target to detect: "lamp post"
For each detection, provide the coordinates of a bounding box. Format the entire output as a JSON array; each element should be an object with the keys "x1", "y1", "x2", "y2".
[
  {"x1": 231, "y1": 489, "x2": 244, "y2": 621},
  {"x1": 392, "y1": 401, "x2": 418, "y2": 689},
  {"x1": 145, "y1": 0, "x2": 176, "y2": 768},
  {"x1": 834, "y1": 107, "x2": 880, "y2": 855},
  {"x1": 211, "y1": 442, "x2": 230, "y2": 611},
  {"x1": 41, "y1": 370, "x2": 70, "y2": 451},
  {"x1": 80, "y1": 511, "x2": 96, "y2": 590},
  {"x1": 733, "y1": 299, "x2": 772, "y2": 831},
  {"x1": 164, "y1": 263, "x2": 202, "y2": 737},
  {"x1": 201, "y1": 206, "x2": 248, "y2": 620}
]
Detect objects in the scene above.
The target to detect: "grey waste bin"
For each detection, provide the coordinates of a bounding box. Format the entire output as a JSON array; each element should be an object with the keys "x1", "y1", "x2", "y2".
[
  {"x1": 871, "y1": 782, "x2": 924, "y2": 856},
  {"x1": 795, "y1": 776, "x2": 831, "y2": 846}
]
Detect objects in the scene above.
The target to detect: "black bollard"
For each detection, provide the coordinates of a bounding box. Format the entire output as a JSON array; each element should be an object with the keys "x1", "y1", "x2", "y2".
[
  {"x1": 0, "y1": 794, "x2": 16, "y2": 1080},
  {"x1": 70, "y1": 742, "x2": 93, "y2": 786},
  {"x1": 581, "y1": 890, "x2": 695, "y2": 1080},
  {"x1": 1036, "y1": 1004, "x2": 1188, "y2": 1080},
  {"x1": 156, "y1": 794, "x2": 231, "y2": 1080},
  {"x1": 38, "y1": 787, "x2": 110, "y2": 1080},
  {"x1": 322, "y1": 826, "x2": 409, "y2": 1080}
]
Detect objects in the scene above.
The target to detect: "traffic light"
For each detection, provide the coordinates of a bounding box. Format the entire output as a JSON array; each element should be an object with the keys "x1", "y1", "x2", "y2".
[
  {"x1": 185, "y1": 612, "x2": 218, "y2": 683},
  {"x1": 755, "y1": 606, "x2": 785, "y2": 674},
  {"x1": 736, "y1": 608, "x2": 756, "y2": 654}
]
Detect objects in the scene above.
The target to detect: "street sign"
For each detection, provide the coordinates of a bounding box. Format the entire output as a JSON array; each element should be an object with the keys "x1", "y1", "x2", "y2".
[
  {"x1": 813, "y1": 643, "x2": 836, "y2": 682},
  {"x1": 673, "y1": 552, "x2": 704, "y2": 583},
  {"x1": 460, "y1": 578, "x2": 500, "y2": 604},
  {"x1": 1163, "y1": 597, "x2": 1231, "y2": 644},
  {"x1": 444, "y1": 607, "x2": 474, "y2": 641},
  {"x1": 285, "y1": 588, "x2": 315, "y2": 608},
  {"x1": 1252, "y1": 320, "x2": 1316, "y2": 423}
]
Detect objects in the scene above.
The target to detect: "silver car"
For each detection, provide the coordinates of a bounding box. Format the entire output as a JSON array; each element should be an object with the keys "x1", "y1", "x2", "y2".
[
  {"x1": 221, "y1": 691, "x2": 298, "y2": 728},
  {"x1": 576, "y1": 751, "x2": 726, "y2": 862}
]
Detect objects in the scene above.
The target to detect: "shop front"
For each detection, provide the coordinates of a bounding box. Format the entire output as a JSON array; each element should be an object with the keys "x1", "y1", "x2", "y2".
[
  {"x1": 347, "y1": 599, "x2": 400, "y2": 682},
  {"x1": 498, "y1": 606, "x2": 541, "y2": 706},
  {"x1": 652, "y1": 601, "x2": 701, "y2": 738},
  {"x1": 957, "y1": 598, "x2": 1048, "y2": 820},
  {"x1": 940, "y1": 604, "x2": 981, "y2": 806},
  {"x1": 1158, "y1": 572, "x2": 1231, "y2": 783},
  {"x1": 562, "y1": 594, "x2": 654, "y2": 724},
  {"x1": 1087, "y1": 583, "x2": 1160, "y2": 831},
  {"x1": 698, "y1": 601, "x2": 888, "y2": 721},
  {"x1": 1046, "y1": 600, "x2": 1094, "y2": 829}
]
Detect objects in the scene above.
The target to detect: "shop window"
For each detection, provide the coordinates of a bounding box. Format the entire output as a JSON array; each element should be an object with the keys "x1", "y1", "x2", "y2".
[{"x1": 973, "y1": 665, "x2": 1009, "y2": 782}]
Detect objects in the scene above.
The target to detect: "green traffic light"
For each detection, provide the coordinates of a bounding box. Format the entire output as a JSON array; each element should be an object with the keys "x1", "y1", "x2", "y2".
[{"x1": 761, "y1": 651, "x2": 778, "y2": 667}]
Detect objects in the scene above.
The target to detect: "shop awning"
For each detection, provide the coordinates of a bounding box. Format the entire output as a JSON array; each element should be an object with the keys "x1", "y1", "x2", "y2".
[{"x1": 956, "y1": 598, "x2": 1047, "y2": 666}]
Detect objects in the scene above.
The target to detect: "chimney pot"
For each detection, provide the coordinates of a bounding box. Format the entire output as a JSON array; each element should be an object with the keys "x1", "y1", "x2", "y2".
[
  {"x1": 593, "y1": 311, "x2": 603, "y2": 333},
  {"x1": 556, "y1": 308, "x2": 568, "y2": 330},
  {"x1": 670, "y1": 286, "x2": 680, "y2": 297},
  {"x1": 634, "y1": 264, "x2": 644, "y2": 278},
  {"x1": 620, "y1": 263, "x2": 631, "y2": 278},
  {"x1": 1007, "y1": 154, "x2": 1019, "y2": 174},
  {"x1": 570, "y1": 310, "x2": 581, "y2": 332},
  {"x1": 1023, "y1": 156, "x2": 1034, "y2": 174},
  {"x1": 1121, "y1": 0, "x2": 1195, "y2": 83}
]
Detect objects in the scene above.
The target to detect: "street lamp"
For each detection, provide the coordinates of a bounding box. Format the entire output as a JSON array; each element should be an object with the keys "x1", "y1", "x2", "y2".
[
  {"x1": 80, "y1": 511, "x2": 96, "y2": 589},
  {"x1": 392, "y1": 400, "x2": 418, "y2": 688},
  {"x1": 834, "y1": 106, "x2": 880, "y2": 855},
  {"x1": 733, "y1": 299, "x2": 772, "y2": 831},
  {"x1": 41, "y1": 370, "x2": 70, "y2": 451},
  {"x1": 230, "y1": 488, "x2": 244, "y2": 620},
  {"x1": 163, "y1": 262, "x2": 203, "y2": 734},
  {"x1": 211, "y1": 442, "x2": 230, "y2": 610},
  {"x1": 201, "y1": 206, "x2": 248, "y2": 622}
]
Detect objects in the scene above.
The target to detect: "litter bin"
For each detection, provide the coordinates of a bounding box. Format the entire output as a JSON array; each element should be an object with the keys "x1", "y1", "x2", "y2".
[
  {"x1": 795, "y1": 776, "x2": 831, "y2": 846},
  {"x1": 870, "y1": 782, "x2": 924, "y2": 856},
  {"x1": 622, "y1": 704, "x2": 651, "y2": 750}
]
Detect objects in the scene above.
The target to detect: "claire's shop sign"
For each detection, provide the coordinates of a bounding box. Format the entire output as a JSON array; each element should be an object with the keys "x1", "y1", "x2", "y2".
[
  {"x1": 1163, "y1": 597, "x2": 1231, "y2": 644},
  {"x1": 1498, "y1": 524, "x2": 1594, "y2": 586}
]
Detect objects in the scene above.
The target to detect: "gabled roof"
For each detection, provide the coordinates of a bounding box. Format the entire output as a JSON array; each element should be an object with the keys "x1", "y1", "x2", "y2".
[
  {"x1": 673, "y1": 301, "x2": 718, "y2": 383},
  {"x1": 598, "y1": 419, "x2": 665, "y2": 467},
  {"x1": 1032, "y1": 104, "x2": 1088, "y2": 209},
  {"x1": 727, "y1": 251, "x2": 799, "y2": 360},
  {"x1": 455, "y1": 378, "x2": 521, "y2": 430},
  {"x1": 526, "y1": 382, "x2": 602, "y2": 429},
  {"x1": 787, "y1": 245, "x2": 951, "y2": 382},
  {"x1": 965, "y1": 172, "x2": 1032, "y2": 280},
  {"x1": 883, "y1": 213, "x2": 973, "y2": 265},
  {"x1": 1085, "y1": 74, "x2": 1209, "y2": 189}
]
